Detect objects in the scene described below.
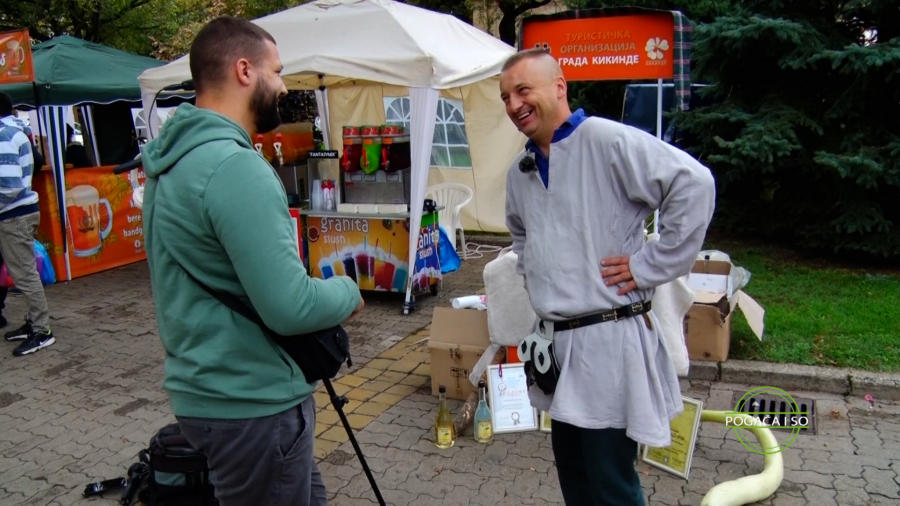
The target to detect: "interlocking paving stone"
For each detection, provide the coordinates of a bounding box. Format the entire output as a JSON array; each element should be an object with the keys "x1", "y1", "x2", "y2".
[{"x1": 0, "y1": 253, "x2": 898, "y2": 504}]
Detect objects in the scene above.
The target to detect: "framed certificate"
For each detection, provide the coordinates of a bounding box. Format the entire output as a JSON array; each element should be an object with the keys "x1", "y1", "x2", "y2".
[
  {"x1": 486, "y1": 363, "x2": 538, "y2": 433},
  {"x1": 641, "y1": 396, "x2": 703, "y2": 479},
  {"x1": 540, "y1": 411, "x2": 552, "y2": 432}
]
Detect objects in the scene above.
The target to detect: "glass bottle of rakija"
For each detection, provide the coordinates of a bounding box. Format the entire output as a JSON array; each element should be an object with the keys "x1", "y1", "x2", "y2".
[
  {"x1": 435, "y1": 385, "x2": 456, "y2": 448},
  {"x1": 474, "y1": 379, "x2": 493, "y2": 443}
]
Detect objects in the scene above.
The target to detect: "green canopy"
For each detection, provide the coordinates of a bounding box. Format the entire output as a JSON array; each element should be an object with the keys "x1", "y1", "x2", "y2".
[{"x1": 0, "y1": 36, "x2": 166, "y2": 107}]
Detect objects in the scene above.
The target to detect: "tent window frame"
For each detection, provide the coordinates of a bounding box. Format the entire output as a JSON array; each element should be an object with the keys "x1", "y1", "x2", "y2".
[{"x1": 383, "y1": 96, "x2": 472, "y2": 169}]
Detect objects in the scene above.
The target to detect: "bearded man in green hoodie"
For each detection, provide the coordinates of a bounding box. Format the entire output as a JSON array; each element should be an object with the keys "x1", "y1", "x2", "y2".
[{"x1": 140, "y1": 16, "x2": 363, "y2": 506}]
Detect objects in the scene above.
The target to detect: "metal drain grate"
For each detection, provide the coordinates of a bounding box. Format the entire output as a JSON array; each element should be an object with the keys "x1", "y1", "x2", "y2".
[{"x1": 730, "y1": 392, "x2": 817, "y2": 435}]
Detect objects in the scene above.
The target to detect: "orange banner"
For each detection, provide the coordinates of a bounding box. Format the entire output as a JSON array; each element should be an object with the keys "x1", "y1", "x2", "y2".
[
  {"x1": 33, "y1": 167, "x2": 147, "y2": 280},
  {"x1": 521, "y1": 14, "x2": 674, "y2": 81},
  {"x1": 0, "y1": 29, "x2": 34, "y2": 84}
]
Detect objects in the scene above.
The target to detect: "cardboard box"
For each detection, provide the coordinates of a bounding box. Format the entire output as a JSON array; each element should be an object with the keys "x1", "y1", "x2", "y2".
[
  {"x1": 429, "y1": 307, "x2": 491, "y2": 401},
  {"x1": 684, "y1": 260, "x2": 765, "y2": 362}
]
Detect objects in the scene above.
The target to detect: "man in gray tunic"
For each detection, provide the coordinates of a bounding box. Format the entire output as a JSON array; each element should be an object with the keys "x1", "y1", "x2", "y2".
[{"x1": 500, "y1": 49, "x2": 715, "y2": 505}]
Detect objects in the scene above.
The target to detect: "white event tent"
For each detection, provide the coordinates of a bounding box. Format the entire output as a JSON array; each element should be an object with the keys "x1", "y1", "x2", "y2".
[{"x1": 137, "y1": 0, "x2": 525, "y2": 306}]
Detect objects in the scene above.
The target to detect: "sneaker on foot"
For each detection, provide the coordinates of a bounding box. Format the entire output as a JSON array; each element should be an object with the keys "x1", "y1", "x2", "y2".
[
  {"x1": 5, "y1": 319, "x2": 32, "y2": 341},
  {"x1": 13, "y1": 330, "x2": 55, "y2": 356}
]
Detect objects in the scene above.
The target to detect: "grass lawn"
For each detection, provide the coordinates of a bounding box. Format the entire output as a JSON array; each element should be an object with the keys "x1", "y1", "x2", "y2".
[{"x1": 704, "y1": 235, "x2": 900, "y2": 372}]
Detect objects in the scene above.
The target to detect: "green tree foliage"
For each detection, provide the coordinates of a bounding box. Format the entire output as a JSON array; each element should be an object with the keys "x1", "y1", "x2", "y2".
[
  {"x1": 563, "y1": 0, "x2": 736, "y2": 120},
  {"x1": 0, "y1": 0, "x2": 309, "y2": 59},
  {"x1": 404, "y1": 0, "x2": 473, "y2": 24},
  {"x1": 0, "y1": 0, "x2": 154, "y2": 44},
  {"x1": 676, "y1": 0, "x2": 900, "y2": 258}
]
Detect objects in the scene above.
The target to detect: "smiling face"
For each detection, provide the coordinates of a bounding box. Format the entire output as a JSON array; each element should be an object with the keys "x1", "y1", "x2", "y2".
[{"x1": 499, "y1": 54, "x2": 569, "y2": 147}]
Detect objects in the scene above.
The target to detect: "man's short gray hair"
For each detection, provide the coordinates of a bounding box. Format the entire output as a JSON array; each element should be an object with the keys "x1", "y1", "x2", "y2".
[{"x1": 502, "y1": 48, "x2": 553, "y2": 72}]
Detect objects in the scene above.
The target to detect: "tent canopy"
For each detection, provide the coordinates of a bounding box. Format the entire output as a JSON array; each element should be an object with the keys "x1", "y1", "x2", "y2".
[
  {"x1": 138, "y1": 0, "x2": 515, "y2": 94},
  {"x1": 139, "y1": 0, "x2": 522, "y2": 304},
  {"x1": 0, "y1": 35, "x2": 166, "y2": 107}
]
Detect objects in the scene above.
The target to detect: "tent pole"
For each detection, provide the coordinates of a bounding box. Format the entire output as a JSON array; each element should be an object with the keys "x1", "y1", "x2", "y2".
[
  {"x1": 82, "y1": 105, "x2": 102, "y2": 165},
  {"x1": 40, "y1": 106, "x2": 72, "y2": 281},
  {"x1": 653, "y1": 78, "x2": 663, "y2": 235},
  {"x1": 315, "y1": 74, "x2": 332, "y2": 150}
]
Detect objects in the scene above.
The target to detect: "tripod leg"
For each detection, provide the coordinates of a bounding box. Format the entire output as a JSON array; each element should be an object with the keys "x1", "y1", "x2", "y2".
[{"x1": 322, "y1": 379, "x2": 387, "y2": 506}]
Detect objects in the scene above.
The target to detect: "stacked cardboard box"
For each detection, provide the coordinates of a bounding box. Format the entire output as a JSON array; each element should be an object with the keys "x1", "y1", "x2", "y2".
[{"x1": 684, "y1": 260, "x2": 765, "y2": 362}]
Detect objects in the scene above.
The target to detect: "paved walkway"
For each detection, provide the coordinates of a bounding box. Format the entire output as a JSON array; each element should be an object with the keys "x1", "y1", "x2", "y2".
[
  {"x1": 320, "y1": 343, "x2": 900, "y2": 506},
  {"x1": 0, "y1": 248, "x2": 898, "y2": 505}
]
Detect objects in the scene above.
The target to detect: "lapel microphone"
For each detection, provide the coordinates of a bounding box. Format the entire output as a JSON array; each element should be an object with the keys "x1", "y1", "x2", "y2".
[{"x1": 519, "y1": 152, "x2": 537, "y2": 174}]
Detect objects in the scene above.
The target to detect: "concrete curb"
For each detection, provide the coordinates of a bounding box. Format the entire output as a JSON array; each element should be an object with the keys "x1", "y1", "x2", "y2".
[
  {"x1": 466, "y1": 234, "x2": 513, "y2": 247},
  {"x1": 686, "y1": 359, "x2": 900, "y2": 401}
]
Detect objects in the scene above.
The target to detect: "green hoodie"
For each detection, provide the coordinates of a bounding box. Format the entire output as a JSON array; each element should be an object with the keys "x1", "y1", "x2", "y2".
[{"x1": 141, "y1": 104, "x2": 361, "y2": 419}]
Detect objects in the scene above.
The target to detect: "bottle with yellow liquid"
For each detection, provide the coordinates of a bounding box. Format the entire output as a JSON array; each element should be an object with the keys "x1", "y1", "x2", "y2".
[
  {"x1": 474, "y1": 380, "x2": 493, "y2": 443},
  {"x1": 435, "y1": 385, "x2": 456, "y2": 449}
]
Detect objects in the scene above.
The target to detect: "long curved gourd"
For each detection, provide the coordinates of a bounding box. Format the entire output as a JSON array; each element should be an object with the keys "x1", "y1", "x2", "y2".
[{"x1": 699, "y1": 411, "x2": 784, "y2": 506}]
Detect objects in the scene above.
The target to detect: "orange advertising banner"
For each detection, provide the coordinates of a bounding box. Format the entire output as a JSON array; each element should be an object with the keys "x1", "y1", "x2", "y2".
[
  {"x1": 33, "y1": 167, "x2": 147, "y2": 280},
  {"x1": 0, "y1": 29, "x2": 34, "y2": 84},
  {"x1": 521, "y1": 14, "x2": 674, "y2": 81}
]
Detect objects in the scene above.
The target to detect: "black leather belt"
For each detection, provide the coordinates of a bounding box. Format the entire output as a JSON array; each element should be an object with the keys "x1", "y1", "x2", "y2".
[{"x1": 552, "y1": 301, "x2": 652, "y2": 330}]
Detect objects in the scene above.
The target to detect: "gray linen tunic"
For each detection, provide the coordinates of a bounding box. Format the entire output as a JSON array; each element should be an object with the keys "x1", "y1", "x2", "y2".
[{"x1": 505, "y1": 116, "x2": 716, "y2": 447}]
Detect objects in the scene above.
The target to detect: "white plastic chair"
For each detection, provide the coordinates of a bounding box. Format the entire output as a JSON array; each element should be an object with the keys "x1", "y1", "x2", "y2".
[{"x1": 425, "y1": 182, "x2": 474, "y2": 260}]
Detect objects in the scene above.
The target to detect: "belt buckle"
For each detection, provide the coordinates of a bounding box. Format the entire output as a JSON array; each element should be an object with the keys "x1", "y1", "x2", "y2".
[
  {"x1": 568, "y1": 319, "x2": 580, "y2": 329},
  {"x1": 631, "y1": 302, "x2": 643, "y2": 313}
]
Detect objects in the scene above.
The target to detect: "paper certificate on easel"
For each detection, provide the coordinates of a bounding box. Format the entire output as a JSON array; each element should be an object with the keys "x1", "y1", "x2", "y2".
[
  {"x1": 641, "y1": 396, "x2": 703, "y2": 479},
  {"x1": 486, "y1": 364, "x2": 538, "y2": 433}
]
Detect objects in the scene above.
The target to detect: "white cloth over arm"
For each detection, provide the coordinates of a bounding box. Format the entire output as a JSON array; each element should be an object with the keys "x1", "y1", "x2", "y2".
[
  {"x1": 467, "y1": 247, "x2": 538, "y2": 387},
  {"x1": 648, "y1": 233, "x2": 694, "y2": 377}
]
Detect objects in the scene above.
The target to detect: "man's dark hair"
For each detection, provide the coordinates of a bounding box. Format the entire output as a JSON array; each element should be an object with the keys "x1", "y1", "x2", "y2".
[
  {"x1": 0, "y1": 92, "x2": 13, "y2": 117},
  {"x1": 189, "y1": 16, "x2": 277, "y2": 94}
]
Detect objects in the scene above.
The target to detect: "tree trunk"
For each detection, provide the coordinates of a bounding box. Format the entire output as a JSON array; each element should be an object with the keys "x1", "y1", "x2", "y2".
[
  {"x1": 498, "y1": 13, "x2": 519, "y2": 46},
  {"x1": 496, "y1": 0, "x2": 552, "y2": 47}
]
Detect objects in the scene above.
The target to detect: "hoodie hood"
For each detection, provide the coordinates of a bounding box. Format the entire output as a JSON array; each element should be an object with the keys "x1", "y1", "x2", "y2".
[
  {"x1": 0, "y1": 115, "x2": 27, "y2": 135},
  {"x1": 142, "y1": 104, "x2": 253, "y2": 178}
]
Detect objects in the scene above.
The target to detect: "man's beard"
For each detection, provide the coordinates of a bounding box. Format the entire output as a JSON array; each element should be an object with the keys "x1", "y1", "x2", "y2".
[{"x1": 251, "y1": 81, "x2": 282, "y2": 134}]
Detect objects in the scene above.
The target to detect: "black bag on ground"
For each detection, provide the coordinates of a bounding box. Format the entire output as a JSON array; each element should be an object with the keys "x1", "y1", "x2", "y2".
[
  {"x1": 135, "y1": 422, "x2": 217, "y2": 506},
  {"x1": 82, "y1": 422, "x2": 216, "y2": 505}
]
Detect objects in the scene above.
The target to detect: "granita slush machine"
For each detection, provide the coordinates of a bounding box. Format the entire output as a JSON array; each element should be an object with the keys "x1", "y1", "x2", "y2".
[{"x1": 340, "y1": 125, "x2": 412, "y2": 208}]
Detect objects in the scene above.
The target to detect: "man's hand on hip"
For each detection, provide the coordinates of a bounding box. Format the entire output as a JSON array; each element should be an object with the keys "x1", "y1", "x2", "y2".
[{"x1": 601, "y1": 256, "x2": 637, "y2": 295}]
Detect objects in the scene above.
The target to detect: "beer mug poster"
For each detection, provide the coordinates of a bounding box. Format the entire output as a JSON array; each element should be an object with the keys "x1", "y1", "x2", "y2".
[
  {"x1": 486, "y1": 364, "x2": 538, "y2": 434},
  {"x1": 641, "y1": 396, "x2": 703, "y2": 479},
  {"x1": 62, "y1": 167, "x2": 147, "y2": 277},
  {"x1": 0, "y1": 30, "x2": 34, "y2": 84}
]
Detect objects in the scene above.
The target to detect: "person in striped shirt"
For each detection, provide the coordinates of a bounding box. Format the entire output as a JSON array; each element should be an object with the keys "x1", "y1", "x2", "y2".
[{"x1": 0, "y1": 91, "x2": 55, "y2": 356}]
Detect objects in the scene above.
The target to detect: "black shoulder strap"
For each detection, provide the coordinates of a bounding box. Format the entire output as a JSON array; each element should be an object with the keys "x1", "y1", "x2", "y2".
[
  {"x1": 150, "y1": 197, "x2": 273, "y2": 338},
  {"x1": 183, "y1": 267, "x2": 270, "y2": 335}
]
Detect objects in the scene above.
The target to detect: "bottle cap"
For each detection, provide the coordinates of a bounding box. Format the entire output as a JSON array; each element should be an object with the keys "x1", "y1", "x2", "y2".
[
  {"x1": 439, "y1": 385, "x2": 446, "y2": 393},
  {"x1": 478, "y1": 380, "x2": 485, "y2": 388}
]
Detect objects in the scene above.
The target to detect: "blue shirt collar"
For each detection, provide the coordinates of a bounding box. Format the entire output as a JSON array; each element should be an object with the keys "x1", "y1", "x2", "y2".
[{"x1": 525, "y1": 108, "x2": 587, "y2": 155}]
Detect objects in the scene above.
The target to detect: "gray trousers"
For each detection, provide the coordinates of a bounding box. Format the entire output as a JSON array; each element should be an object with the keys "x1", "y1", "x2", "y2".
[
  {"x1": 176, "y1": 394, "x2": 327, "y2": 506},
  {"x1": 0, "y1": 212, "x2": 50, "y2": 332}
]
